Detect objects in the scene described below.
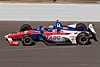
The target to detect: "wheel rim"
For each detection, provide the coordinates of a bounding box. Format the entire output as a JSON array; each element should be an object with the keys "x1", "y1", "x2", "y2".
[
  {"x1": 24, "y1": 37, "x2": 32, "y2": 45},
  {"x1": 80, "y1": 36, "x2": 88, "y2": 44}
]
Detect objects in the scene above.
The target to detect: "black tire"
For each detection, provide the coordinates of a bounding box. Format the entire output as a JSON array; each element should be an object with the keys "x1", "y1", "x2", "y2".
[
  {"x1": 20, "y1": 24, "x2": 32, "y2": 32},
  {"x1": 76, "y1": 23, "x2": 87, "y2": 30},
  {"x1": 22, "y1": 35, "x2": 35, "y2": 46},
  {"x1": 76, "y1": 32, "x2": 90, "y2": 45}
]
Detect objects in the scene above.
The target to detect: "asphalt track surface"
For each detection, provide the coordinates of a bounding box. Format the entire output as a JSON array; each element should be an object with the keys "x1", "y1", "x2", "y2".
[{"x1": 0, "y1": 21, "x2": 100, "y2": 67}]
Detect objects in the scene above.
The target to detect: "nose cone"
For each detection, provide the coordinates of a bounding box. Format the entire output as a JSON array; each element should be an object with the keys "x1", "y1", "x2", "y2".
[{"x1": 5, "y1": 35, "x2": 8, "y2": 38}]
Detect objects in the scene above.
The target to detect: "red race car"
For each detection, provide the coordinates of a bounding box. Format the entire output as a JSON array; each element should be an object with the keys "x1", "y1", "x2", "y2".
[{"x1": 5, "y1": 20, "x2": 98, "y2": 46}]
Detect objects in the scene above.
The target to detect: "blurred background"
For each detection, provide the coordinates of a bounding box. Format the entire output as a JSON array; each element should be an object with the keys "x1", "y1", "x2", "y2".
[{"x1": 0, "y1": 0, "x2": 100, "y2": 3}]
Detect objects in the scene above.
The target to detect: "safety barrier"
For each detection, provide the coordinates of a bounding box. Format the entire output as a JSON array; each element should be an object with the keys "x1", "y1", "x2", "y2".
[{"x1": 0, "y1": 4, "x2": 100, "y2": 21}]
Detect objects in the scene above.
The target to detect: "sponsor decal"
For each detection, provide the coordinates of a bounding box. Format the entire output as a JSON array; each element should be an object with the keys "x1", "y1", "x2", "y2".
[
  {"x1": 57, "y1": 23, "x2": 61, "y2": 28},
  {"x1": 48, "y1": 36, "x2": 61, "y2": 40},
  {"x1": 63, "y1": 27, "x2": 68, "y2": 30},
  {"x1": 70, "y1": 36, "x2": 76, "y2": 40}
]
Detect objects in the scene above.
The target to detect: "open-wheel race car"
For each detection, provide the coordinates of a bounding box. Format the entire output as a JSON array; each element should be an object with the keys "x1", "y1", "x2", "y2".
[{"x1": 5, "y1": 20, "x2": 98, "y2": 46}]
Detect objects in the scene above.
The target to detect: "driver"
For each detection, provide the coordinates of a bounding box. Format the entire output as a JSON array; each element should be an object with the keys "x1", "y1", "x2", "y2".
[{"x1": 49, "y1": 25, "x2": 54, "y2": 31}]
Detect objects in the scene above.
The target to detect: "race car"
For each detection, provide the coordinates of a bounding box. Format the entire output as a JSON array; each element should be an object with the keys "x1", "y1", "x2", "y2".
[{"x1": 5, "y1": 20, "x2": 98, "y2": 46}]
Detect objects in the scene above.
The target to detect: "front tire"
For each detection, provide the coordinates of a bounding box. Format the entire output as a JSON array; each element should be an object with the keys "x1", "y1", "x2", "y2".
[
  {"x1": 20, "y1": 24, "x2": 32, "y2": 32},
  {"x1": 76, "y1": 32, "x2": 90, "y2": 45},
  {"x1": 22, "y1": 35, "x2": 35, "y2": 46}
]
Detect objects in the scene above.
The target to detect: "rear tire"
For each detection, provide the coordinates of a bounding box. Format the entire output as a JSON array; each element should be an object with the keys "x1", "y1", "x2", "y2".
[
  {"x1": 20, "y1": 24, "x2": 32, "y2": 32},
  {"x1": 76, "y1": 32, "x2": 90, "y2": 45},
  {"x1": 22, "y1": 35, "x2": 35, "y2": 46},
  {"x1": 76, "y1": 23, "x2": 87, "y2": 30}
]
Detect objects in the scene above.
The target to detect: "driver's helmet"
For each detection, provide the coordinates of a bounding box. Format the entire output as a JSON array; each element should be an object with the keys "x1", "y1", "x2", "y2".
[{"x1": 49, "y1": 25, "x2": 54, "y2": 29}]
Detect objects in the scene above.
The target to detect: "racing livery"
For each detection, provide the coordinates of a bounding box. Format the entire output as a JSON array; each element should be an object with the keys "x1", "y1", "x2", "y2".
[{"x1": 5, "y1": 20, "x2": 98, "y2": 46}]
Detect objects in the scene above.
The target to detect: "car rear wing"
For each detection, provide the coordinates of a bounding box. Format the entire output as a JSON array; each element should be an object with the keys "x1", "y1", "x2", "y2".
[
  {"x1": 88, "y1": 24, "x2": 96, "y2": 34},
  {"x1": 88, "y1": 24, "x2": 98, "y2": 41}
]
